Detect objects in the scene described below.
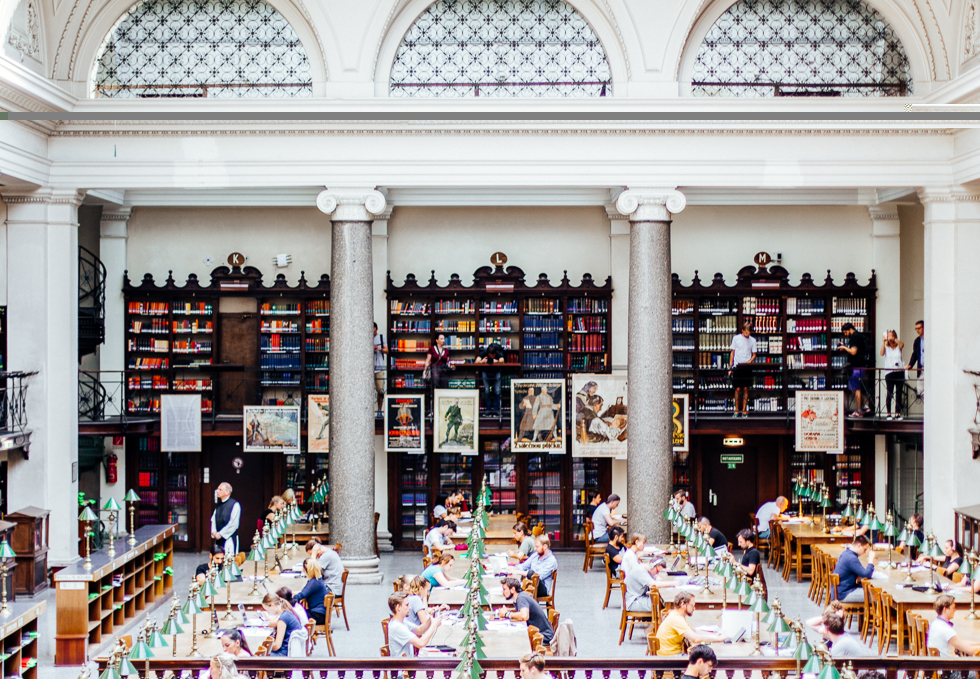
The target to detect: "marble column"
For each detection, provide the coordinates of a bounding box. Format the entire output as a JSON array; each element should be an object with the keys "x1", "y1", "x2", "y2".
[
  {"x1": 2, "y1": 188, "x2": 84, "y2": 565},
  {"x1": 616, "y1": 188, "x2": 686, "y2": 543},
  {"x1": 317, "y1": 188, "x2": 386, "y2": 583},
  {"x1": 918, "y1": 187, "x2": 980, "y2": 534}
]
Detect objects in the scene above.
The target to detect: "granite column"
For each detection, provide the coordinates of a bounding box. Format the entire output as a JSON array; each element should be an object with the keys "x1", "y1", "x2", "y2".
[
  {"x1": 616, "y1": 188, "x2": 686, "y2": 542},
  {"x1": 317, "y1": 188, "x2": 387, "y2": 583}
]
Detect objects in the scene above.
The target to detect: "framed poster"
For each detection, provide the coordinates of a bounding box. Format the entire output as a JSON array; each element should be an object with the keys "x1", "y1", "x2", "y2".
[
  {"x1": 434, "y1": 389, "x2": 479, "y2": 454},
  {"x1": 244, "y1": 406, "x2": 301, "y2": 453},
  {"x1": 672, "y1": 394, "x2": 689, "y2": 453},
  {"x1": 796, "y1": 390, "x2": 845, "y2": 453},
  {"x1": 385, "y1": 394, "x2": 425, "y2": 454},
  {"x1": 571, "y1": 375, "x2": 626, "y2": 458},
  {"x1": 511, "y1": 379, "x2": 565, "y2": 453},
  {"x1": 161, "y1": 394, "x2": 201, "y2": 452},
  {"x1": 308, "y1": 395, "x2": 330, "y2": 453}
]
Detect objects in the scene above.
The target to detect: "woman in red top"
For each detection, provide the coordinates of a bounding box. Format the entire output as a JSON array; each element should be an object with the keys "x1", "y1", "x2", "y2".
[{"x1": 425, "y1": 333, "x2": 451, "y2": 390}]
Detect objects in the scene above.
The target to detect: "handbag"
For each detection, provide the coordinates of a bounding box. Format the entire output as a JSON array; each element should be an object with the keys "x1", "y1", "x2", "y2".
[{"x1": 422, "y1": 366, "x2": 432, "y2": 383}]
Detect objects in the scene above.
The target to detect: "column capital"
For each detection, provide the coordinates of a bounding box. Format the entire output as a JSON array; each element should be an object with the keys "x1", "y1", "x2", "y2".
[
  {"x1": 917, "y1": 186, "x2": 980, "y2": 221},
  {"x1": 1, "y1": 188, "x2": 85, "y2": 225},
  {"x1": 616, "y1": 187, "x2": 686, "y2": 222},
  {"x1": 868, "y1": 204, "x2": 900, "y2": 237},
  {"x1": 316, "y1": 188, "x2": 387, "y2": 222},
  {"x1": 100, "y1": 206, "x2": 132, "y2": 239},
  {"x1": 1, "y1": 188, "x2": 85, "y2": 208}
]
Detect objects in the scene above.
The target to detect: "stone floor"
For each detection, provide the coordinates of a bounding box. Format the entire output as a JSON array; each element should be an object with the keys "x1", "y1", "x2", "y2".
[{"x1": 35, "y1": 549, "x2": 825, "y2": 678}]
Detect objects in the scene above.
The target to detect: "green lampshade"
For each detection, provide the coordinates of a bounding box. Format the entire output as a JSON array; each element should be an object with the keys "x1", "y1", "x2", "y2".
[
  {"x1": 821, "y1": 496, "x2": 834, "y2": 509},
  {"x1": 103, "y1": 497, "x2": 123, "y2": 511},
  {"x1": 124, "y1": 489, "x2": 141, "y2": 502},
  {"x1": 664, "y1": 506, "x2": 674, "y2": 520},
  {"x1": 224, "y1": 562, "x2": 242, "y2": 578},
  {"x1": 181, "y1": 597, "x2": 203, "y2": 616},
  {"x1": 147, "y1": 630, "x2": 168, "y2": 648},
  {"x1": 854, "y1": 507, "x2": 866, "y2": 523},
  {"x1": 817, "y1": 662, "x2": 841, "y2": 679},
  {"x1": 160, "y1": 618, "x2": 184, "y2": 636},
  {"x1": 897, "y1": 527, "x2": 909, "y2": 543},
  {"x1": 907, "y1": 531, "x2": 922, "y2": 548},
  {"x1": 720, "y1": 562, "x2": 735, "y2": 580},
  {"x1": 745, "y1": 589, "x2": 758, "y2": 606},
  {"x1": 793, "y1": 638, "x2": 814, "y2": 661},
  {"x1": 128, "y1": 640, "x2": 153, "y2": 660},
  {"x1": 260, "y1": 535, "x2": 274, "y2": 550},
  {"x1": 247, "y1": 548, "x2": 266, "y2": 562},
  {"x1": 762, "y1": 607, "x2": 779, "y2": 625},
  {"x1": 860, "y1": 512, "x2": 872, "y2": 528},
  {"x1": 195, "y1": 589, "x2": 208, "y2": 608},
  {"x1": 736, "y1": 579, "x2": 753, "y2": 598},
  {"x1": 958, "y1": 557, "x2": 973, "y2": 576},
  {"x1": 98, "y1": 667, "x2": 122, "y2": 679},
  {"x1": 725, "y1": 575, "x2": 740, "y2": 591},
  {"x1": 118, "y1": 658, "x2": 139, "y2": 677},
  {"x1": 792, "y1": 479, "x2": 801, "y2": 493},
  {"x1": 79, "y1": 506, "x2": 98, "y2": 522},
  {"x1": 200, "y1": 580, "x2": 218, "y2": 598},
  {"x1": 749, "y1": 594, "x2": 770, "y2": 614},
  {"x1": 870, "y1": 516, "x2": 884, "y2": 532},
  {"x1": 841, "y1": 504, "x2": 854, "y2": 519},
  {"x1": 883, "y1": 522, "x2": 900, "y2": 538},
  {"x1": 768, "y1": 616, "x2": 792, "y2": 634},
  {"x1": 928, "y1": 541, "x2": 945, "y2": 560},
  {"x1": 0, "y1": 541, "x2": 16, "y2": 559},
  {"x1": 172, "y1": 607, "x2": 190, "y2": 625},
  {"x1": 212, "y1": 569, "x2": 225, "y2": 588},
  {"x1": 802, "y1": 654, "x2": 823, "y2": 674}
]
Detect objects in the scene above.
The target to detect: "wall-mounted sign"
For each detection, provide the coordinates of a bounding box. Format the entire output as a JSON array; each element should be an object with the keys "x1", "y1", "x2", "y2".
[
  {"x1": 720, "y1": 452, "x2": 744, "y2": 469},
  {"x1": 754, "y1": 251, "x2": 772, "y2": 267},
  {"x1": 722, "y1": 438, "x2": 744, "y2": 448},
  {"x1": 227, "y1": 252, "x2": 246, "y2": 267},
  {"x1": 491, "y1": 252, "x2": 508, "y2": 267}
]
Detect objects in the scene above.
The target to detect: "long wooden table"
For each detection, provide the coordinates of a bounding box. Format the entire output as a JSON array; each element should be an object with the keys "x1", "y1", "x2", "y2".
[
  {"x1": 428, "y1": 576, "x2": 510, "y2": 608},
  {"x1": 425, "y1": 619, "x2": 531, "y2": 657},
  {"x1": 916, "y1": 609, "x2": 980, "y2": 648},
  {"x1": 781, "y1": 520, "x2": 850, "y2": 582},
  {"x1": 815, "y1": 543, "x2": 974, "y2": 654},
  {"x1": 450, "y1": 514, "x2": 520, "y2": 548}
]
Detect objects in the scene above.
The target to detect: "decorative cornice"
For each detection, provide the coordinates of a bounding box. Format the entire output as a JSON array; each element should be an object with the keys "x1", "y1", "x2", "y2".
[
  {"x1": 917, "y1": 187, "x2": 980, "y2": 203},
  {"x1": 372, "y1": 207, "x2": 394, "y2": 221},
  {"x1": 1, "y1": 188, "x2": 86, "y2": 207},
  {"x1": 867, "y1": 206, "x2": 901, "y2": 221}
]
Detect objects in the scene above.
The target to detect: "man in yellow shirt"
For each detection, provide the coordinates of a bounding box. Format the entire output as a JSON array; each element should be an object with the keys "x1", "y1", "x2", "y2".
[{"x1": 655, "y1": 592, "x2": 728, "y2": 656}]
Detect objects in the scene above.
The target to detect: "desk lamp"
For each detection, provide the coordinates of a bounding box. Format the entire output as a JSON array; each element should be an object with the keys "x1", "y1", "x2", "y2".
[
  {"x1": 160, "y1": 597, "x2": 186, "y2": 657},
  {"x1": 102, "y1": 497, "x2": 122, "y2": 556},
  {"x1": 959, "y1": 552, "x2": 979, "y2": 620},
  {"x1": 222, "y1": 561, "x2": 241, "y2": 619},
  {"x1": 853, "y1": 501, "x2": 865, "y2": 526},
  {"x1": 925, "y1": 533, "x2": 945, "y2": 594},
  {"x1": 882, "y1": 512, "x2": 900, "y2": 569},
  {"x1": 735, "y1": 575, "x2": 753, "y2": 609},
  {"x1": 124, "y1": 489, "x2": 141, "y2": 545},
  {"x1": 790, "y1": 619, "x2": 814, "y2": 678},
  {"x1": 200, "y1": 571, "x2": 219, "y2": 633},
  {"x1": 181, "y1": 583, "x2": 204, "y2": 657},
  {"x1": 748, "y1": 580, "x2": 770, "y2": 656},
  {"x1": 841, "y1": 500, "x2": 855, "y2": 527},
  {"x1": 79, "y1": 505, "x2": 98, "y2": 569},
  {"x1": 246, "y1": 542, "x2": 266, "y2": 595},
  {"x1": 904, "y1": 523, "x2": 922, "y2": 583},
  {"x1": 128, "y1": 633, "x2": 153, "y2": 679},
  {"x1": 766, "y1": 598, "x2": 791, "y2": 656},
  {"x1": 820, "y1": 488, "x2": 833, "y2": 527}
]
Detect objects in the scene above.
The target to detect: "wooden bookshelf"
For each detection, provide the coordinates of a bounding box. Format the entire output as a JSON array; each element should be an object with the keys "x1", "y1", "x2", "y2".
[
  {"x1": 54, "y1": 524, "x2": 175, "y2": 666},
  {"x1": 0, "y1": 599, "x2": 45, "y2": 679}
]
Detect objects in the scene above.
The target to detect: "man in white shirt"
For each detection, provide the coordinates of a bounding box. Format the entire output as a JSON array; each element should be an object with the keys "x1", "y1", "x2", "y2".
[
  {"x1": 210, "y1": 482, "x2": 240, "y2": 553},
  {"x1": 754, "y1": 496, "x2": 789, "y2": 539},
  {"x1": 728, "y1": 322, "x2": 757, "y2": 418},
  {"x1": 591, "y1": 494, "x2": 625, "y2": 543},
  {"x1": 672, "y1": 489, "x2": 697, "y2": 520},
  {"x1": 928, "y1": 594, "x2": 980, "y2": 657},
  {"x1": 387, "y1": 591, "x2": 444, "y2": 658},
  {"x1": 819, "y1": 612, "x2": 873, "y2": 657},
  {"x1": 423, "y1": 520, "x2": 455, "y2": 551},
  {"x1": 625, "y1": 558, "x2": 668, "y2": 611}
]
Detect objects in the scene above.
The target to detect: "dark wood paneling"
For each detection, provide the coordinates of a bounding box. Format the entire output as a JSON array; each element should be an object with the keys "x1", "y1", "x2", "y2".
[{"x1": 217, "y1": 312, "x2": 259, "y2": 414}]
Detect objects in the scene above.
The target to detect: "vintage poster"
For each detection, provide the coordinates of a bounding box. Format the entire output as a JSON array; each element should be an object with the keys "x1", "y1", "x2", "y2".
[
  {"x1": 795, "y1": 390, "x2": 845, "y2": 453},
  {"x1": 243, "y1": 405, "x2": 301, "y2": 453},
  {"x1": 511, "y1": 379, "x2": 565, "y2": 453},
  {"x1": 571, "y1": 375, "x2": 626, "y2": 458},
  {"x1": 434, "y1": 389, "x2": 479, "y2": 454},
  {"x1": 672, "y1": 394, "x2": 689, "y2": 453},
  {"x1": 308, "y1": 395, "x2": 330, "y2": 453},
  {"x1": 161, "y1": 394, "x2": 201, "y2": 452},
  {"x1": 385, "y1": 394, "x2": 425, "y2": 453}
]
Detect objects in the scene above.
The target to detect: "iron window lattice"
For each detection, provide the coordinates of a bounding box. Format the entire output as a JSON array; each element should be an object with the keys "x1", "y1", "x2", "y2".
[
  {"x1": 691, "y1": 0, "x2": 911, "y2": 97},
  {"x1": 93, "y1": 0, "x2": 313, "y2": 98},
  {"x1": 390, "y1": 0, "x2": 612, "y2": 98}
]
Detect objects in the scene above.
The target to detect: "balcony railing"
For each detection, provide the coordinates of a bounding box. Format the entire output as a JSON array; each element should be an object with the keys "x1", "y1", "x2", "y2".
[{"x1": 0, "y1": 371, "x2": 36, "y2": 451}]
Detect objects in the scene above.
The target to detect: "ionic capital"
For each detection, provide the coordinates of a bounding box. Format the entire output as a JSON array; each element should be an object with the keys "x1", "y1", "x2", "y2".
[
  {"x1": 615, "y1": 188, "x2": 686, "y2": 223},
  {"x1": 316, "y1": 188, "x2": 387, "y2": 222}
]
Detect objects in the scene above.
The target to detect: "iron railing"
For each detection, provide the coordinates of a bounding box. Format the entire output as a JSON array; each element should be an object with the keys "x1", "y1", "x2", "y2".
[
  {"x1": 0, "y1": 371, "x2": 36, "y2": 435},
  {"x1": 79, "y1": 245, "x2": 107, "y2": 359}
]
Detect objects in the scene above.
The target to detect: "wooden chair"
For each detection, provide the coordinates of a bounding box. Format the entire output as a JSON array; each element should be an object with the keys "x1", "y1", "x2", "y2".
[
  {"x1": 527, "y1": 625, "x2": 539, "y2": 647},
  {"x1": 645, "y1": 630, "x2": 660, "y2": 656},
  {"x1": 907, "y1": 611, "x2": 921, "y2": 657},
  {"x1": 828, "y1": 574, "x2": 865, "y2": 631},
  {"x1": 304, "y1": 618, "x2": 317, "y2": 656},
  {"x1": 235, "y1": 552, "x2": 247, "y2": 568},
  {"x1": 859, "y1": 579, "x2": 875, "y2": 643},
  {"x1": 333, "y1": 569, "x2": 350, "y2": 630},
  {"x1": 618, "y1": 581, "x2": 654, "y2": 644},
  {"x1": 536, "y1": 569, "x2": 556, "y2": 610},
  {"x1": 866, "y1": 584, "x2": 883, "y2": 651},
  {"x1": 547, "y1": 608, "x2": 560, "y2": 629},
  {"x1": 524, "y1": 574, "x2": 539, "y2": 596},
  {"x1": 531, "y1": 522, "x2": 545, "y2": 537},
  {"x1": 952, "y1": 571, "x2": 965, "y2": 584},
  {"x1": 767, "y1": 520, "x2": 782, "y2": 570},
  {"x1": 809, "y1": 549, "x2": 823, "y2": 602},
  {"x1": 879, "y1": 590, "x2": 900, "y2": 654},
  {"x1": 582, "y1": 520, "x2": 605, "y2": 572},
  {"x1": 331, "y1": 542, "x2": 343, "y2": 555},
  {"x1": 256, "y1": 635, "x2": 274, "y2": 656},
  {"x1": 381, "y1": 616, "x2": 390, "y2": 645},
  {"x1": 750, "y1": 513, "x2": 770, "y2": 558},
  {"x1": 781, "y1": 528, "x2": 795, "y2": 581},
  {"x1": 603, "y1": 553, "x2": 623, "y2": 609},
  {"x1": 309, "y1": 593, "x2": 337, "y2": 656}
]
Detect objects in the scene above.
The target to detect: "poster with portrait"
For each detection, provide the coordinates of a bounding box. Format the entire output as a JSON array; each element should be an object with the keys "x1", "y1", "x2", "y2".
[
  {"x1": 672, "y1": 394, "x2": 689, "y2": 453},
  {"x1": 511, "y1": 379, "x2": 565, "y2": 453},
  {"x1": 571, "y1": 374, "x2": 626, "y2": 458},
  {"x1": 307, "y1": 395, "x2": 330, "y2": 452},
  {"x1": 385, "y1": 394, "x2": 425, "y2": 453},
  {"x1": 795, "y1": 390, "x2": 845, "y2": 453},
  {"x1": 243, "y1": 406, "x2": 301, "y2": 453},
  {"x1": 434, "y1": 389, "x2": 479, "y2": 454}
]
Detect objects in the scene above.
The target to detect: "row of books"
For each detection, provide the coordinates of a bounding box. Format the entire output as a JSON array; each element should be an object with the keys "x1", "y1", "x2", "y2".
[
  {"x1": 393, "y1": 358, "x2": 426, "y2": 369},
  {"x1": 260, "y1": 372, "x2": 301, "y2": 385},
  {"x1": 697, "y1": 352, "x2": 729, "y2": 369},
  {"x1": 435, "y1": 301, "x2": 475, "y2": 314},
  {"x1": 832, "y1": 297, "x2": 868, "y2": 315},
  {"x1": 787, "y1": 318, "x2": 828, "y2": 333},
  {"x1": 128, "y1": 376, "x2": 168, "y2": 389},
  {"x1": 307, "y1": 375, "x2": 329, "y2": 390},
  {"x1": 673, "y1": 377, "x2": 695, "y2": 390},
  {"x1": 751, "y1": 397, "x2": 783, "y2": 412},
  {"x1": 697, "y1": 336, "x2": 734, "y2": 351},
  {"x1": 393, "y1": 339, "x2": 431, "y2": 351},
  {"x1": 393, "y1": 320, "x2": 431, "y2": 333},
  {"x1": 751, "y1": 375, "x2": 783, "y2": 389},
  {"x1": 568, "y1": 334, "x2": 605, "y2": 351},
  {"x1": 742, "y1": 297, "x2": 780, "y2": 315},
  {"x1": 306, "y1": 319, "x2": 329, "y2": 333},
  {"x1": 569, "y1": 316, "x2": 606, "y2": 332},
  {"x1": 568, "y1": 298, "x2": 608, "y2": 313},
  {"x1": 128, "y1": 302, "x2": 169, "y2": 316},
  {"x1": 390, "y1": 301, "x2": 430, "y2": 315},
  {"x1": 401, "y1": 493, "x2": 429, "y2": 506},
  {"x1": 262, "y1": 334, "x2": 301, "y2": 351},
  {"x1": 129, "y1": 358, "x2": 169, "y2": 370},
  {"x1": 306, "y1": 338, "x2": 330, "y2": 352},
  {"x1": 261, "y1": 321, "x2": 298, "y2": 333},
  {"x1": 786, "y1": 335, "x2": 827, "y2": 351},
  {"x1": 173, "y1": 320, "x2": 212, "y2": 334},
  {"x1": 480, "y1": 338, "x2": 514, "y2": 349},
  {"x1": 524, "y1": 333, "x2": 563, "y2": 349},
  {"x1": 436, "y1": 321, "x2": 474, "y2": 332},
  {"x1": 523, "y1": 316, "x2": 563, "y2": 331},
  {"x1": 749, "y1": 316, "x2": 780, "y2": 333},
  {"x1": 569, "y1": 354, "x2": 607, "y2": 371},
  {"x1": 173, "y1": 341, "x2": 211, "y2": 353},
  {"x1": 698, "y1": 316, "x2": 738, "y2": 333},
  {"x1": 307, "y1": 300, "x2": 331, "y2": 315},
  {"x1": 260, "y1": 355, "x2": 302, "y2": 369},
  {"x1": 480, "y1": 320, "x2": 513, "y2": 332},
  {"x1": 448, "y1": 378, "x2": 476, "y2": 388},
  {"x1": 128, "y1": 339, "x2": 169, "y2": 353},
  {"x1": 522, "y1": 351, "x2": 563, "y2": 369},
  {"x1": 756, "y1": 337, "x2": 783, "y2": 354},
  {"x1": 166, "y1": 490, "x2": 190, "y2": 504},
  {"x1": 128, "y1": 398, "x2": 212, "y2": 413},
  {"x1": 173, "y1": 379, "x2": 212, "y2": 391},
  {"x1": 831, "y1": 316, "x2": 866, "y2": 332},
  {"x1": 786, "y1": 297, "x2": 825, "y2": 315},
  {"x1": 672, "y1": 299, "x2": 695, "y2": 315},
  {"x1": 480, "y1": 302, "x2": 518, "y2": 314},
  {"x1": 672, "y1": 318, "x2": 695, "y2": 333},
  {"x1": 525, "y1": 299, "x2": 560, "y2": 314},
  {"x1": 129, "y1": 319, "x2": 169, "y2": 334},
  {"x1": 444, "y1": 336, "x2": 476, "y2": 350},
  {"x1": 699, "y1": 299, "x2": 737, "y2": 314},
  {"x1": 672, "y1": 337, "x2": 695, "y2": 350},
  {"x1": 673, "y1": 355, "x2": 694, "y2": 370},
  {"x1": 787, "y1": 354, "x2": 829, "y2": 368},
  {"x1": 393, "y1": 376, "x2": 426, "y2": 388},
  {"x1": 260, "y1": 302, "x2": 300, "y2": 316}
]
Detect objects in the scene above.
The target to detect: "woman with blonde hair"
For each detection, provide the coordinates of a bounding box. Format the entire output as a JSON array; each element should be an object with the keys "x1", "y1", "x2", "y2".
[
  {"x1": 209, "y1": 652, "x2": 244, "y2": 679},
  {"x1": 620, "y1": 532, "x2": 646, "y2": 577},
  {"x1": 405, "y1": 575, "x2": 449, "y2": 631},
  {"x1": 261, "y1": 593, "x2": 302, "y2": 656},
  {"x1": 281, "y1": 488, "x2": 296, "y2": 506},
  {"x1": 265, "y1": 495, "x2": 285, "y2": 525},
  {"x1": 519, "y1": 652, "x2": 549, "y2": 679},
  {"x1": 393, "y1": 574, "x2": 414, "y2": 592},
  {"x1": 290, "y1": 558, "x2": 327, "y2": 624}
]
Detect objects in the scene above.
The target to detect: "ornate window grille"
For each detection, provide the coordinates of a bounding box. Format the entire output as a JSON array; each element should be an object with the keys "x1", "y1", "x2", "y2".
[
  {"x1": 390, "y1": 0, "x2": 612, "y2": 98},
  {"x1": 691, "y1": 0, "x2": 911, "y2": 97},
  {"x1": 93, "y1": 0, "x2": 313, "y2": 98}
]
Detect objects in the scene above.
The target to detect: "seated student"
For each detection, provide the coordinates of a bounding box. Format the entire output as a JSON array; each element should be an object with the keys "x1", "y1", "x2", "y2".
[
  {"x1": 392, "y1": 574, "x2": 414, "y2": 592},
  {"x1": 683, "y1": 645, "x2": 718, "y2": 679},
  {"x1": 518, "y1": 534, "x2": 559, "y2": 597},
  {"x1": 505, "y1": 522, "x2": 535, "y2": 562},
  {"x1": 917, "y1": 539, "x2": 964, "y2": 578},
  {"x1": 806, "y1": 602, "x2": 843, "y2": 633},
  {"x1": 519, "y1": 652, "x2": 549, "y2": 679},
  {"x1": 387, "y1": 591, "x2": 445, "y2": 658},
  {"x1": 672, "y1": 489, "x2": 697, "y2": 520},
  {"x1": 604, "y1": 526, "x2": 626, "y2": 578},
  {"x1": 421, "y1": 552, "x2": 466, "y2": 588},
  {"x1": 625, "y1": 558, "x2": 669, "y2": 612},
  {"x1": 219, "y1": 629, "x2": 252, "y2": 657},
  {"x1": 196, "y1": 545, "x2": 225, "y2": 584},
  {"x1": 697, "y1": 517, "x2": 728, "y2": 555},
  {"x1": 929, "y1": 594, "x2": 980, "y2": 658},
  {"x1": 833, "y1": 535, "x2": 876, "y2": 603},
  {"x1": 620, "y1": 532, "x2": 645, "y2": 577},
  {"x1": 754, "y1": 496, "x2": 789, "y2": 539},
  {"x1": 265, "y1": 495, "x2": 285, "y2": 525},
  {"x1": 291, "y1": 558, "x2": 328, "y2": 625},
  {"x1": 275, "y1": 586, "x2": 310, "y2": 626},
  {"x1": 446, "y1": 492, "x2": 465, "y2": 516},
  {"x1": 405, "y1": 575, "x2": 448, "y2": 632},
  {"x1": 591, "y1": 494, "x2": 625, "y2": 543},
  {"x1": 897, "y1": 513, "x2": 925, "y2": 560},
  {"x1": 261, "y1": 594, "x2": 303, "y2": 657},
  {"x1": 736, "y1": 529, "x2": 761, "y2": 578},
  {"x1": 423, "y1": 519, "x2": 455, "y2": 551},
  {"x1": 654, "y1": 592, "x2": 727, "y2": 656},
  {"x1": 500, "y1": 577, "x2": 554, "y2": 645},
  {"x1": 432, "y1": 495, "x2": 449, "y2": 522},
  {"x1": 305, "y1": 538, "x2": 344, "y2": 595},
  {"x1": 209, "y1": 653, "x2": 242, "y2": 679},
  {"x1": 819, "y1": 611, "x2": 874, "y2": 657}
]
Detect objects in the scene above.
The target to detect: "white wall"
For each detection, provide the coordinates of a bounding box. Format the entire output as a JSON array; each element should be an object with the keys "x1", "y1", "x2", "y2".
[{"x1": 899, "y1": 204, "x2": 925, "y2": 345}]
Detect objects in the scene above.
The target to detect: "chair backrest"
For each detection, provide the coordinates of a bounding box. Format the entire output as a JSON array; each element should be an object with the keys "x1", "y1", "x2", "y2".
[
  {"x1": 750, "y1": 513, "x2": 759, "y2": 541},
  {"x1": 393, "y1": 582, "x2": 401, "y2": 593},
  {"x1": 339, "y1": 569, "x2": 349, "y2": 597},
  {"x1": 952, "y1": 571, "x2": 965, "y2": 584},
  {"x1": 548, "y1": 608, "x2": 560, "y2": 628},
  {"x1": 532, "y1": 522, "x2": 545, "y2": 537},
  {"x1": 907, "y1": 612, "x2": 920, "y2": 656},
  {"x1": 422, "y1": 556, "x2": 431, "y2": 568},
  {"x1": 382, "y1": 617, "x2": 390, "y2": 645},
  {"x1": 646, "y1": 630, "x2": 660, "y2": 656},
  {"x1": 304, "y1": 619, "x2": 316, "y2": 655},
  {"x1": 235, "y1": 552, "x2": 247, "y2": 567},
  {"x1": 604, "y1": 553, "x2": 618, "y2": 583},
  {"x1": 769, "y1": 520, "x2": 780, "y2": 548},
  {"x1": 257, "y1": 635, "x2": 274, "y2": 657},
  {"x1": 829, "y1": 573, "x2": 840, "y2": 600},
  {"x1": 323, "y1": 593, "x2": 335, "y2": 625},
  {"x1": 422, "y1": 545, "x2": 429, "y2": 558},
  {"x1": 523, "y1": 577, "x2": 537, "y2": 595},
  {"x1": 380, "y1": 645, "x2": 390, "y2": 657},
  {"x1": 583, "y1": 520, "x2": 594, "y2": 547},
  {"x1": 915, "y1": 616, "x2": 930, "y2": 656},
  {"x1": 332, "y1": 542, "x2": 343, "y2": 555}
]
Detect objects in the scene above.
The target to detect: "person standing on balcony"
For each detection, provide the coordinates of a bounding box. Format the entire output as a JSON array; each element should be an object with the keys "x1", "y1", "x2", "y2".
[
  {"x1": 880, "y1": 330, "x2": 905, "y2": 420},
  {"x1": 837, "y1": 323, "x2": 871, "y2": 417},
  {"x1": 728, "y1": 322, "x2": 757, "y2": 418},
  {"x1": 906, "y1": 320, "x2": 924, "y2": 395}
]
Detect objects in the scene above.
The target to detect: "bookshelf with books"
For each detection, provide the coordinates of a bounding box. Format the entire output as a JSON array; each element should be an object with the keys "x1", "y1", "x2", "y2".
[
  {"x1": 671, "y1": 265, "x2": 875, "y2": 416},
  {"x1": 126, "y1": 435, "x2": 199, "y2": 550}
]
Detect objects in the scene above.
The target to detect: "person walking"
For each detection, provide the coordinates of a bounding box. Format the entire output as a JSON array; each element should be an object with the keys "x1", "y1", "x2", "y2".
[
  {"x1": 424, "y1": 333, "x2": 451, "y2": 390},
  {"x1": 728, "y1": 322, "x2": 757, "y2": 418},
  {"x1": 837, "y1": 323, "x2": 871, "y2": 417},
  {"x1": 373, "y1": 322, "x2": 388, "y2": 415},
  {"x1": 880, "y1": 329, "x2": 905, "y2": 420},
  {"x1": 210, "y1": 482, "x2": 240, "y2": 554}
]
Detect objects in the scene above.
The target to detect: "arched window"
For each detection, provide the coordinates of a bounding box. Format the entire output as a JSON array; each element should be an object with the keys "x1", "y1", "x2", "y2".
[
  {"x1": 691, "y1": 0, "x2": 911, "y2": 97},
  {"x1": 390, "y1": 0, "x2": 612, "y2": 98},
  {"x1": 93, "y1": 0, "x2": 312, "y2": 98}
]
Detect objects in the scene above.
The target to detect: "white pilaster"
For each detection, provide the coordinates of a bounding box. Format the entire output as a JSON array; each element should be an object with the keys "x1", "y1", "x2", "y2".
[
  {"x1": 3, "y1": 188, "x2": 84, "y2": 566},
  {"x1": 869, "y1": 205, "x2": 902, "y2": 364},
  {"x1": 372, "y1": 207, "x2": 393, "y2": 552},
  {"x1": 606, "y1": 202, "x2": 630, "y2": 513},
  {"x1": 918, "y1": 187, "x2": 980, "y2": 534}
]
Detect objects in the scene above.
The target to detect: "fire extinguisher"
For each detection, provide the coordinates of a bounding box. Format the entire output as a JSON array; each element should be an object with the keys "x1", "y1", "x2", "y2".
[{"x1": 106, "y1": 452, "x2": 118, "y2": 484}]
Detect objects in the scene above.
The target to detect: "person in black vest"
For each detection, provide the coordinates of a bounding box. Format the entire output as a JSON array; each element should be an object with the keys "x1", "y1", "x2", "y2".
[
  {"x1": 211, "y1": 482, "x2": 241, "y2": 554},
  {"x1": 475, "y1": 342, "x2": 505, "y2": 416}
]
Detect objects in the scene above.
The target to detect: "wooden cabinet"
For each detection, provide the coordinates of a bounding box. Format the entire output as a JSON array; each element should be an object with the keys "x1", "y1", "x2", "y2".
[
  {"x1": 0, "y1": 600, "x2": 44, "y2": 679},
  {"x1": 7, "y1": 507, "x2": 49, "y2": 596}
]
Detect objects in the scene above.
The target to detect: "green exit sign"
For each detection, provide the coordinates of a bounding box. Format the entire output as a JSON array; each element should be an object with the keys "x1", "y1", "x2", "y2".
[{"x1": 720, "y1": 453, "x2": 743, "y2": 469}]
